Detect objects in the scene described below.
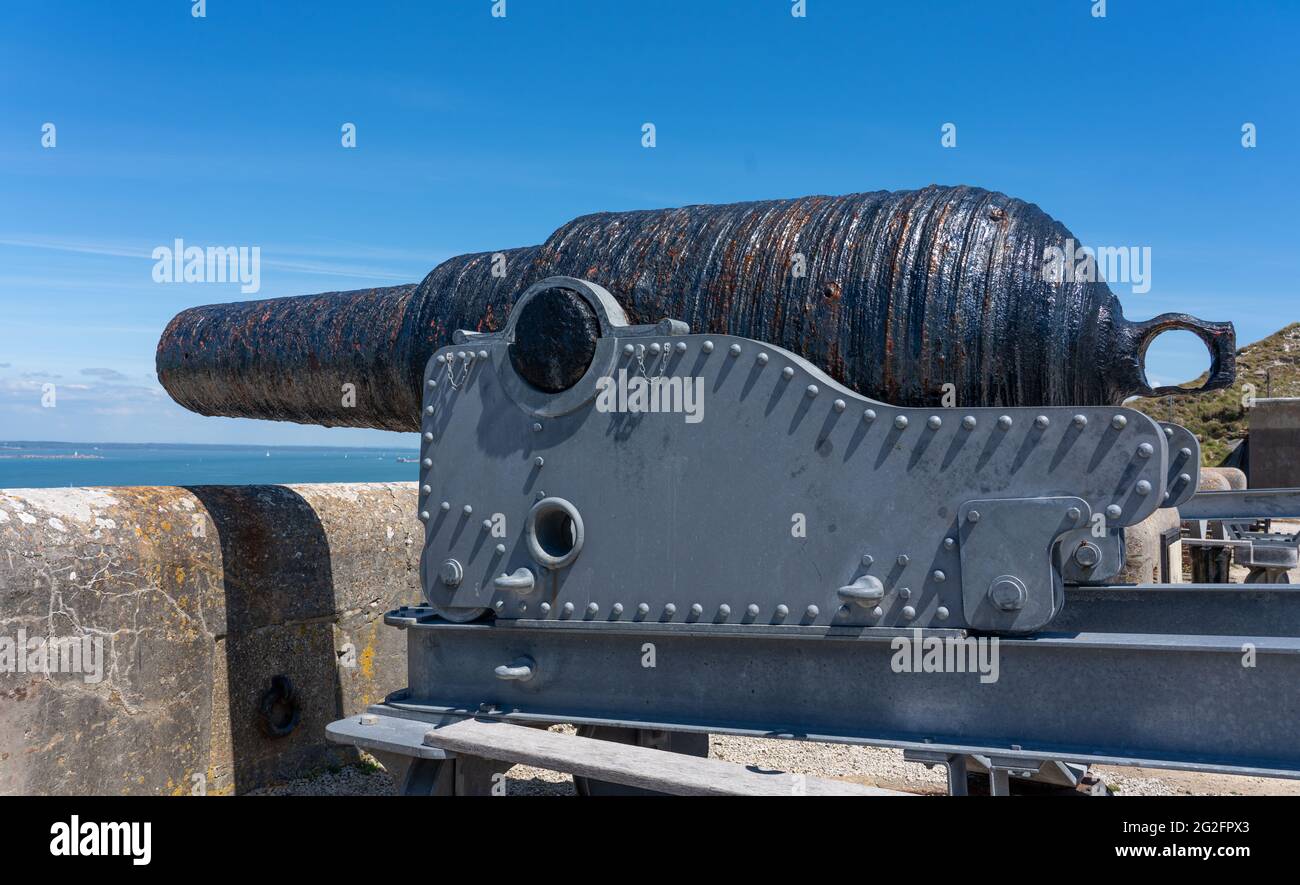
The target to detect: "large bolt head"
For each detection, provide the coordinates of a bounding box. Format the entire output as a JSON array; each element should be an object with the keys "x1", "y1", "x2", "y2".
[
  {"x1": 1073, "y1": 542, "x2": 1102, "y2": 568},
  {"x1": 440, "y1": 558, "x2": 464, "y2": 587},
  {"x1": 988, "y1": 575, "x2": 1028, "y2": 612}
]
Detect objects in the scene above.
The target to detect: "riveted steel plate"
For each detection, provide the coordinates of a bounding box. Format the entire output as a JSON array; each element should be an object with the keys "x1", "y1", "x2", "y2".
[{"x1": 418, "y1": 277, "x2": 1174, "y2": 633}]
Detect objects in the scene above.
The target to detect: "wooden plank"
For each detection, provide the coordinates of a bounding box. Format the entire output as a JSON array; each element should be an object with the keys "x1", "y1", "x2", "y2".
[{"x1": 422, "y1": 718, "x2": 911, "y2": 796}]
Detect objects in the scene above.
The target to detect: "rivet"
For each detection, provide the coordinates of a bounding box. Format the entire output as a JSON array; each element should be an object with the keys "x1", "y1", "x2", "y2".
[
  {"x1": 757, "y1": 352, "x2": 769, "y2": 365},
  {"x1": 540, "y1": 602, "x2": 551, "y2": 614},
  {"x1": 943, "y1": 537, "x2": 956, "y2": 550},
  {"x1": 1034, "y1": 415, "x2": 1050, "y2": 430},
  {"x1": 427, "y1": 378, "x2": 437, "y2": 388},
  {"x1": 967, "y1": 510, "x2": 980, "y2": 523},
  {"x1": 536, "y1": 491, "x2": 546, "y2": 500},
  {"x1": 936, "y1": 606, "x2": 950, "y2": 620},
  {"x1": 775, "y1": 604, "x2": 789, "y2": 619},
  {"x1": 871, "y1": 606, "x2": 883, "y2": 618},
  {"x1": 421, "y1": 484, "x2": 432, "y2": 494},
  {"x1": 495, "y1": 543, "x2": 505, "y2": 554},
  {"x1": 457, "y1": 351, "x2": 467, "y2": 361},
  {"x1": 703, "y1": 341, "x2": 715, "y2": 353},
  {"x1": 1112, "y1": 415, "x2": 1128, "y2": 430},
  {"x1": 1137, "y1": 443, "x2": 1154, "y2": 458},
  {"x1": 746, "y1": 604, "x2": 760, "y2": 617},
  {"x1": 532, "y1": 422, "x2": 543, "y2": 432},
  {"x1": 519, "y1": 603, "x2": 527, "y2": 613},
  {"x1": 838, "y1": 605, "x2": 851, "y2": 617},
  {"x1": 478, "y1": 350, "x2": 488, "y2": 360},
  {"x1": 897, "y1": 554, "x2": 910, "y2": 566},
  {"x1": 1106, "y1": 504, "x2": 1122, "y2": 519},
  {"x1": 419, "y1": 511, "x2": 430, "y2": 521},
  {"x1": 623, "y1": 343, "x2": 635, "y2": 356},
  {"x1": 806, "y1": 384, "x2": 819, "y2": 398},
  {"x1": 894, "y1": 415, "x2": 909, "y2": 430},
  {"x1": 1178, "y1": 472, "x2": 1192, "y2": 485},
  {"x1": 1073, "y1": 414, "x2": 1088, "y2": 428},
  {"x1": 690, "y1": 603, "x2": 703, "y2": 617},
  {"x1": 481, "y1": 519, "x2": 492, "y2": 531},
  {"x1": 1164, "y1": 426, "x2": 1174, "y2": 438},
  {"x1": 494, "y1": 600, "x2": 504, "y2": 611},
  {"x1": 728, "y1": 343, "x2": 741, "y2": 356},
  {"x1": 928, "y1": 415, "x2": 942, "y2": 430},
  {"x1": 650, "y1": 343, "x2": 662, "y2": 355},
  {"x1": 997, "y1": 415, "x2": 1013, "y2": 430},
  {"x1": 422, "y1": 458, "x2": 433, "y2": 468},
  {"x1": 1136, "y1": 480, "x2": 1152, "y2": 495},
  {"x1": 637, "y1": 603, "x2": 650, "y2": 616},
  {"x1": 861, "y1": 553, "x2": 875, "y2": 566},
  {"x1": 1179, "y1": 447, "x2": 1193, "y2": 459},
  {"x1": 805, "y1": 605, "x2": 819, "y2": 619},
  {"x1": 440, "y1": 501, "x2": 450, "y2": 511},
  {"x1": 562, "y1": 602, "x2": 574, "y2": 616},
  {"x1": 962, "y1": 415, "x2": 977, "y2": 430},
  {"x1": 902, "y1": 605, "x2": 916, "y2": 620},
  {"x1": 675, "y1": 341, "x2": 687, "y2": 353},
  {"x1": 1066, "y1": 506, "x2": 1082, "y2": 521},
  {"x1": 782, "y1": 366, "x2": 795, "y2": 379},
  {"x1": 833, "y1": 399, "x2": 846, "y2": 412},
  {"x1": 425, "y1": 405, "x2": 435, "y2": 415},
  {"x1": 718, "y1": 604, "x2": 731, "y2": 618},
  {"x1": 612, "y1": 603, "x2": 624, "y2": 615},
  {"x1": 534, "y1": 456, "x2": 545, "y2": 467},
  {"x1": 587, "y1": 602, "x2": 599, "y2": 616},
  {"x1": 664, "y1": 603, "x2": 677, "y2": 616},
  {"x1": 423, "y1": 432, "x2": 433, "y2": 442},
  {"x1": 436, "y1": 355, "x2": 446, "y2": 365},
  {"x1": 863, "y1": 409, "x2": 877, "y2": 422},
  {"x1": 932, "y1": 570, "x2": 946, "y2": 582},
  {"x1": 463, "y1": 504, "x2": 473, "y2": 516}
]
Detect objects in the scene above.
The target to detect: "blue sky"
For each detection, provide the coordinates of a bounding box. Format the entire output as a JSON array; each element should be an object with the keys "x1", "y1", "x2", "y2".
[{"x1": 1, "y1": 0, "x2": 1296, "y2": 446}]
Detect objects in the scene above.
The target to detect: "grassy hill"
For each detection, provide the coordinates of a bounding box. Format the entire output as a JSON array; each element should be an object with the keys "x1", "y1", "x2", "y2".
[{"x1": 1130, "y1": 323, "x2": 1300, "y2": 465}]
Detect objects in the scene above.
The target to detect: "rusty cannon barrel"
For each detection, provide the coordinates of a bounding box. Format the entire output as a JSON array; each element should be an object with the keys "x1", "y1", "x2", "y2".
[{"x1": 157, "y1": 184, "x2": 1235, "y2": 431}]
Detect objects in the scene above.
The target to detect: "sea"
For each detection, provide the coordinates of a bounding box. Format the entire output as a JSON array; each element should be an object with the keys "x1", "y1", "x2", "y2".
[{"x1": 0, "y1": 441, "x2": 422, "y2": 489}]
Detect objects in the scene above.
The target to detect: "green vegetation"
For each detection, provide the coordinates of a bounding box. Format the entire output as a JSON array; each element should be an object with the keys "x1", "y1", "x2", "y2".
[{"x1": 1130, "y1": 323, "x2": 1300, "y2": 466}]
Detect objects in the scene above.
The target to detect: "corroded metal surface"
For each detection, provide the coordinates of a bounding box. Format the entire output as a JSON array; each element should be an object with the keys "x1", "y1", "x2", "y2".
[
  {"x1": 0, "y1": 483, "x2": 421, "y2": 795},
  {"x1": 157, "y1": 185, "x2": 1236, "y2": 431}
]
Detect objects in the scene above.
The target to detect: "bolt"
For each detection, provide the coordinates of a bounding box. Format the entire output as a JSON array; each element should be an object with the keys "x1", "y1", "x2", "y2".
[
  {"x1": 665, "y1": 603, "x2": 677, "y2": 616},
  {"x1": 650, "y1": 343, "x2": 662, "y2": 355},
  {"x1": 757, "y1": 352, "x2": 769, "y2": 365},
  {"x1": 805, "y1": 605, "x2": 820, "y2": 619},
  {"x1": 1067, "y1": 506, "x2": 1082, "y2": 521},
  {"x1": 806, "y1": 384, "x2": 819, "y2": 398},
  {"x1": 967, "y1": 510, "x2": 980, "y2": 523},
  {"x1": 863, "y1": 409, "x2": 877, "y2": 422},
  {"x1": 936, "y1": 606, "x2": 950, "y2": 620},
  {"x1": 902, "y1": 605, "x2": 916, "y2": 620},
  {"x1": 440, "y1": 559, "x2": 463, "y2": 587},
  {"x1": 932, "y1": 570, "x2": 946, "y2": 582},
  {"x1": 895, "y1": 415, "x2": 909, "y2": 430},
  {"x1": 562, "y1": 602, "x2": 575, "y2": 616},
  {"x1": 690, "y1": 603, "x2": 703, "y2": 617},
  {"x1": 775, "y1": 604, "x2": 789, "y2": 619},
  {"x1": 440, "y1": 501, "x2": 450, "y2": 511},
  {"x1": 833, "y1": 399, "x2": 846, "y2": 413},
  {"x1": 422, "y1": 484, "x2": 432, "y2": 494},
  {"x1": 427, "y1": 378, "x2": 437, "y2": 388},
  {"x1": 702, "y1": 340, "x2": 714, "y2": 353},
  {"x1": 532, "y1": 422, "x2": 543, "y2": 432},
  {"x1": 463, "y1": 504, "x2": 473, "y2": 516},
  {"x1": 871, "y1": 606, "x2": 883, "y2": 618},
  {"x1": 928, "y1": 415, "x2": 942, "y2": 430},
  {"x1": 419, "y1": 510, "x2": 430, "y2": 521},
  {"x1": 360, "y1": 714, "x2": 379, "y2": 726},
  {"x1": 1137, "y1": 442, "x2": 1154, "y2": 458},
  {"x1": 1136, "y1": 480, "x2": 1152, "y2": 496},
  {"x1": 623, "y1": 343, "x2": 635, "y2": 356},
  {"x1": 422, "y1": 458, "x2": 433, "y2": 468},
  {"x1": 1074, "y1": 542, "x2": 1102, "y2": 568},
  {"x1": 482, "y1": 519, "x2": 492, "y2": 531},
  {"x1": 495, "y1": 543, "x2": 505, "y2": 554},
  {"x1": 718, "y1": 604, "x2": 731, "y2": 618},
  {"x1": 612, "y1": 603, "x2": 624, "y2": 615},
  {"x1": 494, "y1": 600, "x2": 504, "y2": 611},
  {"x1": 1034, "y1": 415, "x2": 1049, "y2": 430},
  {"x1": 675, "y1": 341, "x2": 687, "y2": 353},
  {"x1": 540, "y1": 602, "x2": 551, "y2": 614},
  {"x1": 962, "y1": 415, "x2": 977, "y2": 430},
  {"x1": 899, "y1": 587, "x2": 911, "y2": 600},
  {"x1": 997, "y1": 415, "x2": 1013, "y2": 430},
  {"x1": 729, "y1": 343, "x2": 741, "y2": 356},
  {"x1": 1072, "y1": 414, "x2": 1088, "y2": 428},
  {"x1": 1112, "y1": 415, "x2": 1128, "y2": 430},
  {"x1": 862, "y1": 553, "x2": 875, "y2": 566},
  {"x1": 1179, "y1": 447, "x2": 1193, "y2": 460},
  {"x1": 425, "y1": 405, "x2": 435, "y2": 415},
  {"x1": 782, "y1": 366, "x2": 794, "y2": 379},
  {"x1": 587, "y1": 602, "x2": 599, "y2": 616},
  {"x1": 746, "y1": 604, "x2": 760, "y2": 617},
  {"x1": 637, "y1": 603, "x2": 649, "y2": 616},
  {"x1": 988, "y1": 576, "x2": 1027, "y2": 612},
  {"x1": 1178, "y1": 472, "x2": 1192, "y2": 485},
  {"x1": 534, "y1": 456, "x2": 544, "y2": 468},
  {"x1": 1106, "y1": 504, "x2": 1122, "y2": 519},
  {"x1": 897, "y1": 554, "x2": 910, "y2": 566}
]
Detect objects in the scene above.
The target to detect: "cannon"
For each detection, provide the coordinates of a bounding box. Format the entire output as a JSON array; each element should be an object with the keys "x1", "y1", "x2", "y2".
[
  {"x1": 157, "y1": 192, "x2": 1300, "y2": 796},
  {"x1": 157, "y1": 185, "x2": 1236, "y2": 431}
]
